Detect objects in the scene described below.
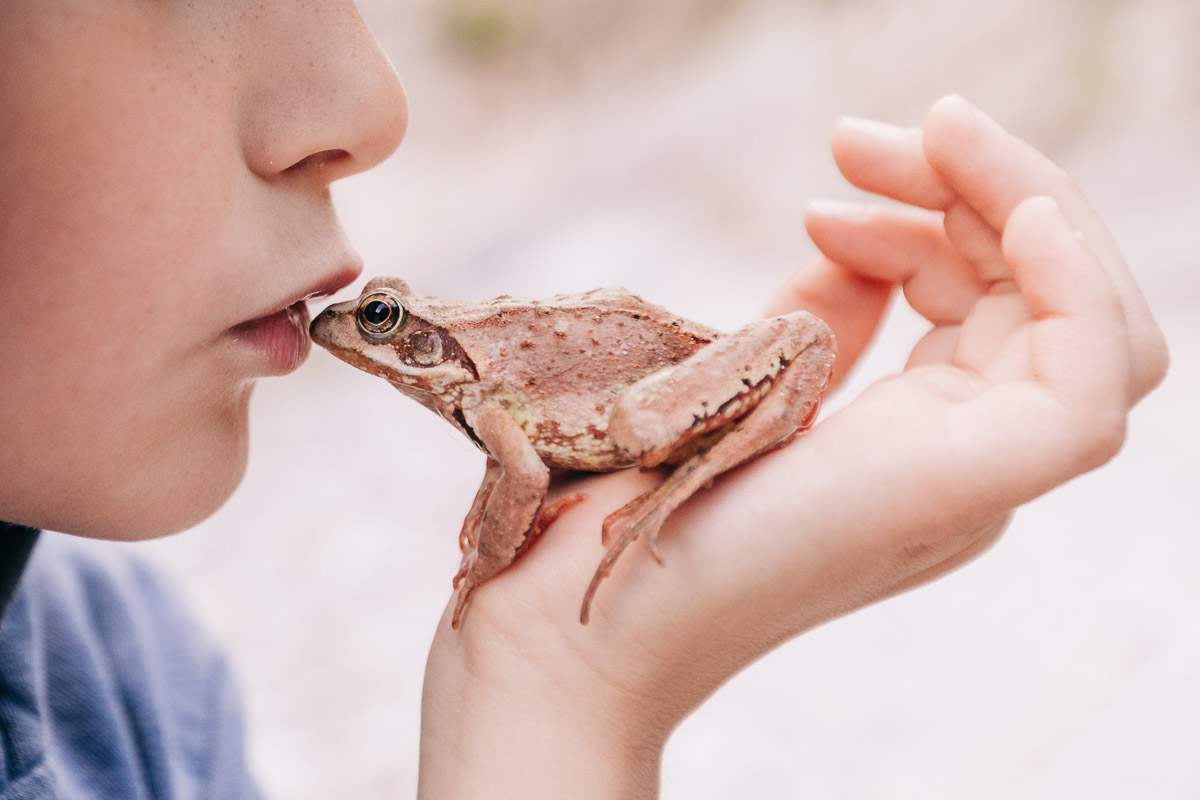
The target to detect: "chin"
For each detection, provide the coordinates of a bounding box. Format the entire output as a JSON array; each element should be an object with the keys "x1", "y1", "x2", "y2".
[
  {"x1": 123, "y1": 406, "x2": 252, "y2": 540},
  {"x1": 59, "y1": 397, "x2": 252, "y2": 542},
  {"x1": 123, "y1": 452, "x2": 248, "y2": 540}
]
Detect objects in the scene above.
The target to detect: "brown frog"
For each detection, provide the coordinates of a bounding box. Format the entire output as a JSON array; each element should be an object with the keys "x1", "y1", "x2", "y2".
[{"x1": 310, "y1": 278, "x2": 835, "y2": 627}]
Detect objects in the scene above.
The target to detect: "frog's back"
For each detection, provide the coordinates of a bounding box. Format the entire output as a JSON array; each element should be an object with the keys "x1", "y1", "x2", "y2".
[
  {"x1": 418, "y1": 287, "x2": 716, "y2": 334},
  {"x1": 431, "y1": 288, "x2": 721, "y2": 471}
]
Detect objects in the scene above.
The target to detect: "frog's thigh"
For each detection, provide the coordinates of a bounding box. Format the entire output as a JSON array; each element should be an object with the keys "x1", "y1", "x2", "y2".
[
  {"x1": 465, "y1": 403, "x2": 550, "y2": 584},
  {"x1": 582, "y1": 317, "x2": 832, "y2": 622},
  {"x1": 610, "y1": 312, "x2": 831, "y2": 467}
]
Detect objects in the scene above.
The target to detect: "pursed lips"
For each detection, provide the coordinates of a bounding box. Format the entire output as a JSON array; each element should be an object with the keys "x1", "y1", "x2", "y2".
[{"x1": 227, "y1": 262, "x2": 362, "y2": 376}]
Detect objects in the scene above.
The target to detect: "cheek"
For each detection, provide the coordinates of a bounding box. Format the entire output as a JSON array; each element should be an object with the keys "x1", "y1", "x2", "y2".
[
  {"x1": 13, "y1": 65, "x2": 238, "y2": 331},
  {"x1": 0, "y1": 360, "x2": 255, "y2": 539},
  {"x1": 0, "y1": 9, "x2": 252, "y2": 537}
]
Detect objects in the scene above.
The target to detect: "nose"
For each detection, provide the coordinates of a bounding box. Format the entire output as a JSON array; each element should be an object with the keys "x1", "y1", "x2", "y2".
[{"x1": 239, "y1": 2, "x2": 408, "y2": 183}]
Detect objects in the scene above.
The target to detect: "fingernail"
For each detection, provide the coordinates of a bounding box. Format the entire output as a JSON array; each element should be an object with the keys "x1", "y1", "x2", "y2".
[
  {"x1": 806, "y1": 199, "x2": 871, "y2": 220},
  {"x1": 934, "y1": 93, "x2": 999, "y2": 127},
  {"x1": 1026, "y1": 194, "x2": 1059, "y2": 213},
  {"x1": 1017, "y1": 195, "x2": 1064, "y2": 225},
  {"x1": 838, "y1": 115, "x2": 908, "y2": 140},
  {"x1": 1009, "y1": 195, "x2": 1086, "y2": 245},
  {"x1": 1023, "y1": 195, "x2": 1084, "y2": 237}
]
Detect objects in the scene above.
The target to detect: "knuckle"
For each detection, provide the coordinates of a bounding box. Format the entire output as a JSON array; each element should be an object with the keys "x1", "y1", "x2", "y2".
[
  {"x1": 898, "y1": 534, "x2": 945, "y2": 570},
  {"x1": 896, "y1": 513, "x2": 1010, "y2": 577},
  {"x1": 1138, "y1": 326, "x2": 1171, "y2": 397},
  {"x1": 1068, "y1": 408, "x2": 1128, "y2": 473},
  {"x1": 896, "y1": 521, "x2": 974, "y2": 571}
]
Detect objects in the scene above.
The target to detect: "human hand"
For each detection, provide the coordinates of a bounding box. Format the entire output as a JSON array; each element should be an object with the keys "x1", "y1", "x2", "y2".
[{"x1": 417, "y1": 96, "x2": 1168, "y2": 799}]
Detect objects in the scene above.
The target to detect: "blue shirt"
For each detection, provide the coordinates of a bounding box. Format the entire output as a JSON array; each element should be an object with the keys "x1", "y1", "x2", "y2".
[{"x1": 0, "y1": 524, "x2": 260, "y2": 799}]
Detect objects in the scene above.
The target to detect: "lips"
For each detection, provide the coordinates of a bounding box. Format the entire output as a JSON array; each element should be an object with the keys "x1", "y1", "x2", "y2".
[
  {"x1": 226, "y1": 259, "x2": 361, "y2": 377},
  {"x1": 230, "y1": 301, "x2": 312, "y2": 376}
]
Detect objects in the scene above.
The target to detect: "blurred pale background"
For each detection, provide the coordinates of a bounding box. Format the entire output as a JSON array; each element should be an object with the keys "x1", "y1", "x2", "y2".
[{"x1": 139, "y1": 0, "x2": 1199, "y2": 796}]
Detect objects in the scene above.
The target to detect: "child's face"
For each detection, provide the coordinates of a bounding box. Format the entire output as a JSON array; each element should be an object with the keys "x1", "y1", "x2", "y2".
[{"x1": 0, "y1": 2, "x2": 407, "y2": 538}]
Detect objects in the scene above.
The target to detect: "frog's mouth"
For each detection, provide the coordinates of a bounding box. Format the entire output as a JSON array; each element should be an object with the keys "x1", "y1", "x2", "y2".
[{"x1": 309, "y1": 298, "x2": 353, "y2": 338}]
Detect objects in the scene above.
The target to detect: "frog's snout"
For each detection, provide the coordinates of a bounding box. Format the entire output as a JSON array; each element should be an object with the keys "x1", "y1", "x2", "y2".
[{"x1": 308, "y1": 305, "x2": 339, "y2": 343}]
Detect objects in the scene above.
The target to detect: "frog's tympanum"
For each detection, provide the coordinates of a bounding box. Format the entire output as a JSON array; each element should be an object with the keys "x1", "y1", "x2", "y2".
[{"x1": 311, "y1": 278, "x2": 835, "y2": 627}]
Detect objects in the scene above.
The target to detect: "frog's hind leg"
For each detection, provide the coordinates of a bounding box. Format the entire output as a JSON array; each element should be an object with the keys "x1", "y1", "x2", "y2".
[{"x1": 581, "y1": 312, "x2": 833, "y2": 624}]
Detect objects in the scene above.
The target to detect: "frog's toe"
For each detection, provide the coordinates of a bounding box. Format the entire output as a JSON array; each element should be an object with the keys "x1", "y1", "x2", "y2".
[
  {"x1": 526, "y1": 492, "x2": 588, "y2": 550},
  {"x1": 451, "y1": 581, "x2": 476, "y2": 629},
  {"x1": 600, "y1": 489, "x2": 654, "y2": 547},
  {"x1": 581, "y1": 526, "x2": 642, "y2": 624},
  {"x1": 583, "y1": 508, "x2": 670, "y2": 624},
  {"x1": 646, "y1": 533, "x2": 666, "y2": 567},
  {"x1": 458, "y1": 513, "x2": 483, "y2": 553},
  {"x1": 450, "y1": 553, "x2": 487, "y2": 628}
]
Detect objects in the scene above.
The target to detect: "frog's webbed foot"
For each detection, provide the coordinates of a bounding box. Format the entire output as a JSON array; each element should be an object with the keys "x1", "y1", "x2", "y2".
[
  {"x1": 581, "y1": 490, "x2": 668, "y2": 624},
  {"x1": 581, "y1": 312, "x2": 834, "y2": 624}
]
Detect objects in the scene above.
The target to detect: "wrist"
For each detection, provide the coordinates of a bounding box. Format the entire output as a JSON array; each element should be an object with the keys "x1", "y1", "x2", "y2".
[{"x1": 418, "y1": 614, "x2": 667, "y2": 800}]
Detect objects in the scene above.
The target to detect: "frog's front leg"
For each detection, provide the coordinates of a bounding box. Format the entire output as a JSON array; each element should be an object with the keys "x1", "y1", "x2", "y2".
[
  {"x1": 450, "y1": 403, "x2": 547, "y2": 628},
  {"x1": 580, "y1": 311, "x2": 835, "y2": 623},
  {"x1": 451, "y1": 402, "x2": 585, "y2": 628}
]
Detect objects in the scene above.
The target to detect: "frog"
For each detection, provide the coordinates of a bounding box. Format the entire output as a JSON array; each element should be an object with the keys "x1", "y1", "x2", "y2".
[{"x1": 310, "y1": 277, "x2": 835, "y2": 628}]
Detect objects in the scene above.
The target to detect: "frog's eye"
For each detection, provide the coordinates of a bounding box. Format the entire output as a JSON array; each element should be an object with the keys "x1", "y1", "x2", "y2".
[{"x1": 356, "y1": 292, "x2": 407, "y2": 340}]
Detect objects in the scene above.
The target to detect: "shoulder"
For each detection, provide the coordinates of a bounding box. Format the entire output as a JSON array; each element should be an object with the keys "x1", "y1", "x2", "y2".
[{"x1": 0, "y1": 534, "x2": 260, "y2": 799}]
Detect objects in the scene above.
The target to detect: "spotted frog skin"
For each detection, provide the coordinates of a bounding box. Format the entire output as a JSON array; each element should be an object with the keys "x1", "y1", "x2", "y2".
[{"x1": 311, "y1": 278, "x2": 835, "y2": 626}]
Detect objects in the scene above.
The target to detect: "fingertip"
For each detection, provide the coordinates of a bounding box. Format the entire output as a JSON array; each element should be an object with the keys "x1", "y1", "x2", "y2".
[
  {"x1": 1006, "y1": 192, "x2": 1060, "y2": 223},
  {"x1": 1001, "y1": 195, "x2": 1115, "y2": 320},
  {"x1": 1001, "y1": 195, "x2": 1071, "y2": 261},
  {"x1": 805, "y1": 198, "x2": 871, "y2": 225},
  {"x1": 923, "y1": 93, "x2": 991, "y2": 142},
  {"x1": 803, "y1": 200, "x2": 868, "y2": 269},
  {"x1": 921, "y1": 96, "x2": 1066, "y2": 232},
  {"x1": 835, "y1": 115, "x2": 910, "y2": 143},
  {"x1": 923, "y1": 96, "x2": 969, "y2": 164},
  {"x1": 926, "y1": 93, "x2": 978, "y2": 121},
  {"x1": 830, "y1": 114, "x2": 955, "y2": 210},
  {"x1": 921, "y1": 94, "x2": 1013, "y2": 177}
]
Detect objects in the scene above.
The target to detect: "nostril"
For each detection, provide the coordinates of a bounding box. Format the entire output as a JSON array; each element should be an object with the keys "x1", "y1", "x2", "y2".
[{"x1": 285, "y1": 149, "x2": 351, "y2": 174}]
